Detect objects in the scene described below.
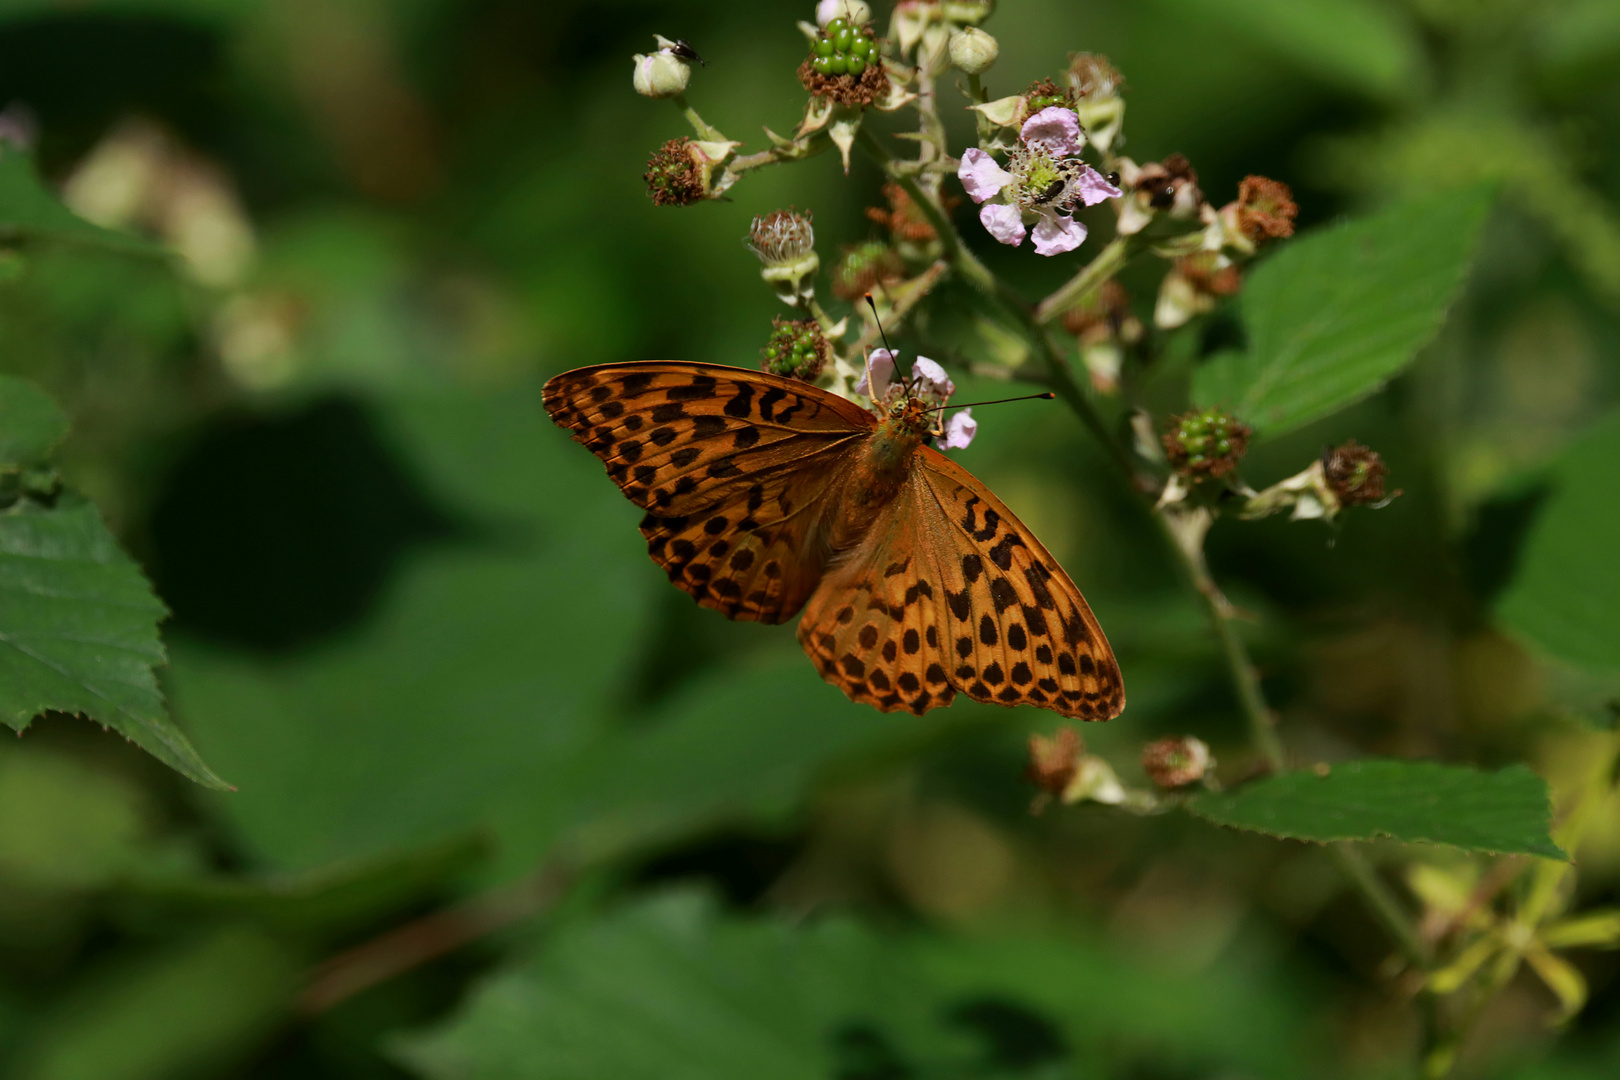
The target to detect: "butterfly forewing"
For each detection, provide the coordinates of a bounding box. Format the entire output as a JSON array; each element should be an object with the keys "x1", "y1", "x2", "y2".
[
  {"x1": 544, "y1": 363, "x2": 874, "y2": 623},
  {"x1": 799, "y1": 448, "x2": 1123, "y2": 719}
]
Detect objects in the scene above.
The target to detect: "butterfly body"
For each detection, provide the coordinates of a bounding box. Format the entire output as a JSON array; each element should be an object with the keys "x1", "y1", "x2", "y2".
[{"x1": 543, "y1": 361, "x2": 1123, "y2": 720}]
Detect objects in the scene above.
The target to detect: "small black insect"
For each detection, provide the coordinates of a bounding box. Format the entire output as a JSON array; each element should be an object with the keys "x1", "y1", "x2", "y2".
[
  {"x1": 1149, "y1": 184, "x2": 1176, "y2": 209},
  {"x1": 1105, "y1": 171, "x2": 1121, "y2": 187},
  {"x1": 1031, "y1": 178, "x2": 1066, "y2": 205},
  {"x1": 670, "y1": 38, "x2": 707, "y2": 66}
]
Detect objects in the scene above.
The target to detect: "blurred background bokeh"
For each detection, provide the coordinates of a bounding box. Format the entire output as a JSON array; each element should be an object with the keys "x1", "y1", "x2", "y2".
[{"x1": 0, "y1": 0, "x2": 1618, "y2": 1077}]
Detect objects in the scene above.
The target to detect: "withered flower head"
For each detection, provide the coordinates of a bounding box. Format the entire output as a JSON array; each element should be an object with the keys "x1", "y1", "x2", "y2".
[
  {"x1": 1175, "y1": 251, "x2": 1242, "y2": 297},
  {"x1": 1162, "y1": 407, "x2": 1250, "y2": 482},
  {"x1": 1134, "y1": 152, "x2": 1202, "y2": 213},
  {"x1": 1026, "y1": 726, "x2": 1083, "y2": 798},
  {"x1": 1141, "y1": 736, "x2": 1213, "y2": 789},
  {"x1": 748, "y1": 208, "x2": 816, "y2": 266},
  {"x1": 1322, "y1": 440, "x2": 1394, "y2": 506},
  {"x1": 1236, "y1": 175, "x2": 1297, "y2": 242},
  {"x1": 1066, "y1": 52, "x2": 1123, "y2": 99},
  {"x1": 643, "y1": 137, "x2": 704, "y2": 207}
]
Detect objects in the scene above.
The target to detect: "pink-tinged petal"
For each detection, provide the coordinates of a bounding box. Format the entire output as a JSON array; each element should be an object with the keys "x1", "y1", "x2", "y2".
[
  {"x1": 1074, "y1": 164, "x2": 1123, "y2": 206},
  {"x1": 957, "y1": 148, "x2": 1014, "y2": 204},
  {"x1": 856, "y1": 348, "x2": 895, "y2": 399},
  {"x1": 1031, "y1": 213, "x2": 1087, "y2": 256},
  {"x1": 941, "y1": 408, "x2": 977, "y2": 450},
  {"x1": 910, "y1": 356, "x2": 954, "y2": 400},
  {"x1": 979, "y1": 202, "x2": 1026, "y2": 246},
  {"x1": 1020, "y1": 106, "x2": 1082, "y2": 155}
]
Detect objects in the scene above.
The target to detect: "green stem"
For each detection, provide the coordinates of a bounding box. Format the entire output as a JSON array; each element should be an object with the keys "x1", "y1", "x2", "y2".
[
  {"x1": 673, "y1": 93, "x2": 724, "y2": 142},
  {"x1": 1034, "y1": 236, "x2": 1134, "y2": 325},
  {"x1": 1332, "y1": 844, "x2": 1430, "y2": 969}
]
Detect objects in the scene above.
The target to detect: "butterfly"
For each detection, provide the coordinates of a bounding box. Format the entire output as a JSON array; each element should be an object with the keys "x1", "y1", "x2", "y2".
[{"x1": 543, "y1": 361, "x2": 1124, "y2": 720}]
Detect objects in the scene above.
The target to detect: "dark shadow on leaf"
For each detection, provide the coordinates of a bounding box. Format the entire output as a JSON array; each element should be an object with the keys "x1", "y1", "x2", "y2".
[
  {"x1": 944, "y1": 997, "x2": 1069, "y2": 1072},
  {"x1": 833, "y1": 1022, "x2": 914, "y2": 1080}
]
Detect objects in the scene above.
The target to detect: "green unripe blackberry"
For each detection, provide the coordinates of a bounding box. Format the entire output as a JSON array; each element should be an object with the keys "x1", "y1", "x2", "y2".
[
  {"x1": 759, "y1": 317, "x2": 829, "y2": 382},
  {"x1": 1162, "y1": 407, "x2": 1250, "y2": 482}
]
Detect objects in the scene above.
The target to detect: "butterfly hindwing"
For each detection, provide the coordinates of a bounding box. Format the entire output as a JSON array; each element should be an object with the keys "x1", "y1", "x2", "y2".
[
  {"x1": 544, "y1": 362, "x2": 875, "y2": 623},
  {"x1": 799, "y1": 450, "x2": 1122, "y2": 719}
]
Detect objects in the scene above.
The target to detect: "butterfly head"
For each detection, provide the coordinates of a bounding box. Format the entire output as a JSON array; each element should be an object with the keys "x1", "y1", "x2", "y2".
[{"x1": 890, "y1": 394, "x2": 944, "y2": 439}]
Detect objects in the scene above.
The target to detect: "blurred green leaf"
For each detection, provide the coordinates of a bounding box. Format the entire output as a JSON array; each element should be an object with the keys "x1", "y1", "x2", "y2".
[
  {"x1": 392, "y1": 890, "x2": 1311, "y2": 1080},
  {"x1": 1497, "y1": 412, "x2": 1620, "y2": 675},
  {"x1": 0, "y1": 500, "x2": 228, "y2": 789},
  {"x1": 0, "y1": 748, "x2": 152, "y2": 891},
  {"x1": 173, "y1": 384, "x2": 933, "y2": 877},
  {"x1": 0, "y1": 375, "x2": 67, "y2": 466},
  {"x1": 1157, "y1": 0, "x2": 1422, "y2": 100},
  {"x1": 11, "y1": 926, "x2": 298, "y2": 1080},
  {"x1": 1188, "y1": 760, "x2": 1564, "y2": 857},
  {"x1": 0, "y1": 148, "x2": 161, "y2": 256},
  {"x1": 1193, "y1": 187, "x2": 1491, "y2": 436}
]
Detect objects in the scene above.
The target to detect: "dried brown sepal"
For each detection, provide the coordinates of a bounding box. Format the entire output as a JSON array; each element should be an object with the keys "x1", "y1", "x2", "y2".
[
  {"x1": 1067, "y1": 53, "x2": 1123, "y2": 99},
  {"x1": 1027, "y1": 726, "x2": 1083, "y2": 798},
  {"x1": 864, "y1": 181, "x2": 951, "y2": 244},
  {"x1": 1162, "y1": 407, "x2": 1250, "y2": 482},
  {"x1": 1322, "y1": 440, "x2": 1395, "y2": 506},
  {"x1": 1236, "y1": 175, "x2": 1297, "y2": 242},
  {"x1": 1176, "y1": 252, "x2": 1242, "y2": 297},
  {"x1": 1141, "y1": 736, "x2": 1212, "y2": 789},
  {"x1": 798, "y1": 53, "x2": 888, "y2": 108},
  {"x1": 832, "y1": 240, "x2": 904, "y2": 302},
  {"x1": 1060, "y1": 280, "x2": 1132, "y2": 338},
  {"x1": 643, "y1": 137, "x2": 704, "y2": 207}
]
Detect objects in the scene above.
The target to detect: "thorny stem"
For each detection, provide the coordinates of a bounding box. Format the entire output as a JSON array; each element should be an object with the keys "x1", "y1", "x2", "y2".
[{"x1": 857, "y1": 111, "x2": 1431, "y2": 985}]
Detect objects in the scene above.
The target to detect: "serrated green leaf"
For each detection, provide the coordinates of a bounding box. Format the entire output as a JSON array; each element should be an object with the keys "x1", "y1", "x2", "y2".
[
  {"x1": 1497, "y1": 412, "x2": 1620, "y2": 675},
  {"x1": 1187, "y1": 760, "x2": 1563, "y2": 857},
  {"x1": 0, "y1": 147, "x2": 162, "y2": 256},
  {"x1": 1160, "y1": 0, "x2": 1423, "y2": 101},
  {"x1": 0, "y1": 375, "x2": 68, "y2": 465},
  {"x1": 391, "y1": 890, "x2": 1311, "y2": 1080},
  {"x1": 0, "y1": 500, "x2": 228, "y2": 789},
  {"x1": 1192, "y1": 188, "x2": 1491, "y2": 436}
]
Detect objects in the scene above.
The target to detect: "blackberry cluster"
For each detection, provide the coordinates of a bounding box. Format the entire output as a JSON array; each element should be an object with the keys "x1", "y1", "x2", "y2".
[
  {"x1": 810, "y1": 16, "x2": 879, "y2": 76},
  {"x1": 1163, "y1": 407, "x2": 1250, "y2": 481},
  {"x1": 760, "y1": 318, "x2": 828, "y2": 381}
]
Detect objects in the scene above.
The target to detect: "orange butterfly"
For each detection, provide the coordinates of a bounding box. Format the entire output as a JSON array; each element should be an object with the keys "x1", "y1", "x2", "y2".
[{"x1": 543, "y1": 361, "x2": 1123, "y2": 720}]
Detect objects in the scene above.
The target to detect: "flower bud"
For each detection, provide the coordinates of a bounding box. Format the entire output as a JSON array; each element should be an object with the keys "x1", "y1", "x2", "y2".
[
  {"x1": 1162, "y1": 407, "x2": 1250, "y2": 483},
  {"x1": 1141, "y1": 737, "x2": 1212, "y2": 789},
  {"x1": 631, "y1": 37, "x2": 690, "y2": 99},
  {"x1": 948, "y1": 27, "x2": 998, "y2": 74},
  {"x1": 943, "y1": 0, "x2": 996, "y2": 24},
  {"x1": 749, "y1": 208, "x2": 820, "y2": 306},
  {"x1": 760, "y1": 317, "x2": 830, "y2": 381},
  {"x1": 816, "y1": 0, "x2": 872, "y2": 27}
]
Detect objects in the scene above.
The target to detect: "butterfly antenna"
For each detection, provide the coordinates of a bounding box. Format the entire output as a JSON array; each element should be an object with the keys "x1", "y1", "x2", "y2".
[
  {"x1": 864, "y1": 293, "x2": 912, "y2": 391},
  {"x1": 930, "y1": 391, "x2": 1058, "y2": 412}
]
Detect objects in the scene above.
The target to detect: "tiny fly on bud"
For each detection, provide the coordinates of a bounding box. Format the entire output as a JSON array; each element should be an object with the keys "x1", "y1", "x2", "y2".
[{"x1": 669, "y1": 38, "x2": 706, "y2": 66}]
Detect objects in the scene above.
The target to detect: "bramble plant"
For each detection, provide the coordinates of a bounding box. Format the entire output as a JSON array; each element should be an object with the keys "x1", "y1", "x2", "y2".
[{"x1": 620, "y1": 2, "x2": 1620, "y2": 1073}]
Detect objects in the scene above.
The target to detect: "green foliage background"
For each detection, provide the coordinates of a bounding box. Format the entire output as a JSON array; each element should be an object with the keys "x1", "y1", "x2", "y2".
[{"x1": 0, "y1": 0, "x2": 1616, "y2": 1077}]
